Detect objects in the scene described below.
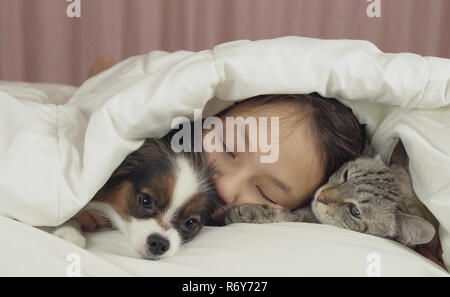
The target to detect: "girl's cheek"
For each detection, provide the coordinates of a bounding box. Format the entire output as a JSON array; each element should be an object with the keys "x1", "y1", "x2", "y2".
[
  {"x1": 204, "y1": 151, "x2": 227, "y2": 176},
  {"x1": 203, "y1": 150, "x2": 213, "y2": 165},
  {"x1": 202, "y1": 135, "x2": 214, "y2": 153},
  {"x1": 204, "y1": 151, "x2": 218, "y2": 166}
]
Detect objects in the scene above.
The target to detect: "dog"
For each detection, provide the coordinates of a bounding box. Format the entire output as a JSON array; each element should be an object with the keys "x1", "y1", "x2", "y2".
[{"x1": 53, "y1": 138, "x2": 223, "y2": 260}]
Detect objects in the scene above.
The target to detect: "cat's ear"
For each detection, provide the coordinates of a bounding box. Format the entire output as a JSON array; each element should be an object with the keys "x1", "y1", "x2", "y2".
[
  {"x1": 396, "y1": 211, "x2": 435, "y2": 246},
  {"x1": 385, "y1": 137, "x2": 409, "y2": 168},
  {"x1": 361, "y1": 143, "x2": 376, "y2": 158}
]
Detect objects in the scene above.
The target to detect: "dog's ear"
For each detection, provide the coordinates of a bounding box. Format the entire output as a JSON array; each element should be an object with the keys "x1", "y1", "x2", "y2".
[
  {"x1": 205, "y1": 198, "x2": 228, "y2": 226},
  {"x1": 110, "y1": 154, "x2": 141, "y2": 178},
  {"x1": 111, "y1": 138, "x2": 167, "y2": 179},
  {"x1": 94, "y1": 153, "x2": 140, "y2": 200},
  {"x1": 139, "y1": 138, "x2": 172, "y2": 157}
]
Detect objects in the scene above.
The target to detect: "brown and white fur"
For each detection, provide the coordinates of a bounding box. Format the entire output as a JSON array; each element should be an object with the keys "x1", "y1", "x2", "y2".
[{"x1": 53, "y1": 138, "x2": 222, "y2": 260}]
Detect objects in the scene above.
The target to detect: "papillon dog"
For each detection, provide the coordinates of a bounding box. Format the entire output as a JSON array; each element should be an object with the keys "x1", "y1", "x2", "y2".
[{"x1": 53, "y1": 138, "x2": 223, "y2": 260}]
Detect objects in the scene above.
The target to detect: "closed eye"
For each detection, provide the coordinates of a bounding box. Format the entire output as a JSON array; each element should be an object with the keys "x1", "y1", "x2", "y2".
[
  {"x1": 222, "y1": 140, "x2": 235, "y2": 158},
  {"x1": 257, "y1": 186, "x2": 277, "y2": 205}
]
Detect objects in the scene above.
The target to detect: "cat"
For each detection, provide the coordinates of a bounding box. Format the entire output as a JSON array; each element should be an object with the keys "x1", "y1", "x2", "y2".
[{"x1": 225, "y1": 138, "x2": 441, "y2": 257}]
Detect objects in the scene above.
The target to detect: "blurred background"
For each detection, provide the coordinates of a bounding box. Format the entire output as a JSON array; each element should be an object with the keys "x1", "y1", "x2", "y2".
[{"x1": 0, "y1": 0, "x2": 449, "y2": 86}]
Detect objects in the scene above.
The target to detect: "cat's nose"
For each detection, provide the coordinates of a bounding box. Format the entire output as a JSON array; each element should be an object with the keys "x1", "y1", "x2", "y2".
[{"x1": 317, "y1": 191, "x2": 328, "y2": 204}]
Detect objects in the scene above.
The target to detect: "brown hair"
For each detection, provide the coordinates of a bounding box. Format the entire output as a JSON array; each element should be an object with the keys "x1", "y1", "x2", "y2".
[{"x1": 220, "y1": 93, "x2": 366, "y2": 182}]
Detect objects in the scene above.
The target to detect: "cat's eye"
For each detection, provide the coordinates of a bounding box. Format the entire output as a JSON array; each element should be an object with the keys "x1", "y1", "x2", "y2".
[
  {"x1": 138, "y1": 193, "x2": 153, "y2": 209},
  {"x1": 349, "y1": 204, "x2": 361, "y2": 219}
]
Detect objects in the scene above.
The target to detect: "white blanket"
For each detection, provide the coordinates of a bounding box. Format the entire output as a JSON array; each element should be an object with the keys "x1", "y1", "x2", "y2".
[{"x1": 0, "y1": 36, "x2": 449, "y2": 275}]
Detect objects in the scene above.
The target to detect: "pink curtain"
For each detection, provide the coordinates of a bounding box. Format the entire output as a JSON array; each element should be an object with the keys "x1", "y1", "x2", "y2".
[{"x1": 1, "y1": 0, "x2": 449, "y2": 86}]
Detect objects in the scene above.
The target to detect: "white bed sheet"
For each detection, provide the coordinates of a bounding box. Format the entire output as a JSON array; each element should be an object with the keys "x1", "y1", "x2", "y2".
[{"x1": 0, "y1": 216, "x2": 446, "y2": 277}]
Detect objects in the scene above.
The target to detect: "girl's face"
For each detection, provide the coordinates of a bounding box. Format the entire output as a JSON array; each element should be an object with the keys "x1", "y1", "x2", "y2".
[{"x1": 203, "y1": 102, "x2": 326, "y2": 210}]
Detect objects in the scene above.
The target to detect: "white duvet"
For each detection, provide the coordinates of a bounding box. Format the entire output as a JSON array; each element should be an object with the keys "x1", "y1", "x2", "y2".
[{"x1": 0, "y1": 36, "x2": 449, "y2": 276}]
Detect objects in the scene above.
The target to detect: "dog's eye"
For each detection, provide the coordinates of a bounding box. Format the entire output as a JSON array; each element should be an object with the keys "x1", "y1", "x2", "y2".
[
  {"x1": 139, "y1": 193, "x2": 153, "y2": 209},
  {"x1": 184, "y1": 218, "x2": 199, "y2": 231},
  {"x1": 349, "y1": 204, "x2": 361, "y2": 219}
]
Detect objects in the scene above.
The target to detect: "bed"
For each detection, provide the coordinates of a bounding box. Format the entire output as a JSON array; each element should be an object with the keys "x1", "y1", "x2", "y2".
[
  {"x1": 0, "y1": 36, "x2": 449, "y2": 276},
  {"x1": 1, "y1": 216, "x2": 447, "y2": 276}
]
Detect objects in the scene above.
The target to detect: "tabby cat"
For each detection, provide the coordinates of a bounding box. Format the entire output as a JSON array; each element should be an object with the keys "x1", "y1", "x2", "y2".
[{"x1": 225, "y1": 138, "x2": 440, "y2": 256}]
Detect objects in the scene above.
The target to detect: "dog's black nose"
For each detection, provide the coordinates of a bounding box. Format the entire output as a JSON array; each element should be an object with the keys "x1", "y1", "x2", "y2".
[{"x1": 147, "y1": 234, "x2": 170, "y2": 256}]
